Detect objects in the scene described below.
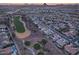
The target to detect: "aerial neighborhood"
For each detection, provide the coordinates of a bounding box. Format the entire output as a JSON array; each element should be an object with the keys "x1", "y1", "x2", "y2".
[{"x1": 0, "y1": 3, "x2": 79, "y2": 55}]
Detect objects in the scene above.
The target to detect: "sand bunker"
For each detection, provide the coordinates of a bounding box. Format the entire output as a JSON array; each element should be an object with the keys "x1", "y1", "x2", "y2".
[{"x1": 15, "y1": 30, "x2": 31, "y2": 39}]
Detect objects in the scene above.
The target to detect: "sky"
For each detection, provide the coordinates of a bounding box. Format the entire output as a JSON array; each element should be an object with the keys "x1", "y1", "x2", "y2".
[{"x1": 0, "y1": 0, "x2": 79, "y2": 3}]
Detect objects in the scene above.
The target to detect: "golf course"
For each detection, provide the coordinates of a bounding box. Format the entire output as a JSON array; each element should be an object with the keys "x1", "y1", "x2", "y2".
[
  {"x1": 13, "y1": 15, "x2": 31, "y2": 39},
  {"x1": 13, "y1": 16, "x2": 25, "y2": 33}
]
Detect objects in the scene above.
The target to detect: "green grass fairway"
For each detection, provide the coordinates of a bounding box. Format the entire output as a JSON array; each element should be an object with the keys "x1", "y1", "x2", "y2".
[{"x1": 13, "y1": 16, "x2": 26, "y2": 33}]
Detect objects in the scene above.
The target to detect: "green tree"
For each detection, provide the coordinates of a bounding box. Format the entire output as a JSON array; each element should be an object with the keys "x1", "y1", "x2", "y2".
[
  {"x1": 24, "y1": 41, "x2": 31, "y2": 46},
  {"x1": 37, "y1": 51, "x2": 44, "y2": 55},
  {"x1": 33, "y1": 43, "x2": 41, "y2": 50},
  {"x1": 40, "y1": 39, "x2": 48, "y2": 45}
]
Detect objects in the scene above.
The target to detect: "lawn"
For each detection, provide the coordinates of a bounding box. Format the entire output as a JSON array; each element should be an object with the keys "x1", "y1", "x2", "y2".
[{"x1": 13, "y1": 16, "x2": 26, "y2": 33}]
